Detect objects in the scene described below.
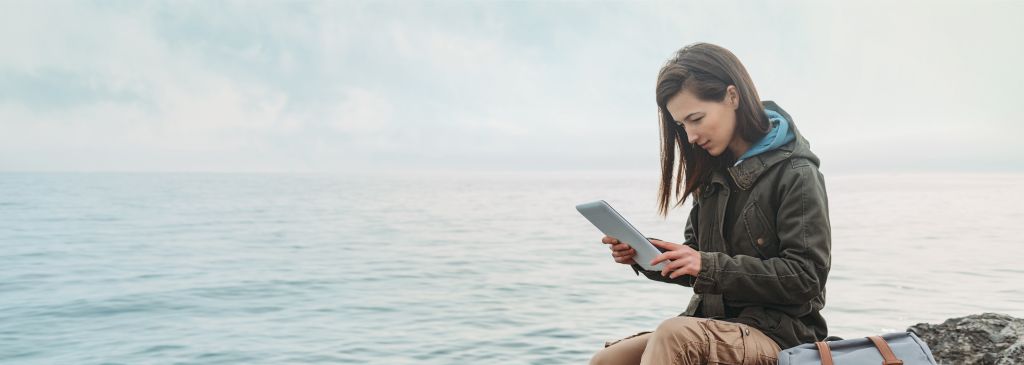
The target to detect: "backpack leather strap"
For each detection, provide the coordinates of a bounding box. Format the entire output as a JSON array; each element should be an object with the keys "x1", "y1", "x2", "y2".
[
  {"x1": 867, "y1": 336, "x2": 904, "y2": 365},
  {"x1": 814, "y1": 341, "x2": 834, "y2": 365}
]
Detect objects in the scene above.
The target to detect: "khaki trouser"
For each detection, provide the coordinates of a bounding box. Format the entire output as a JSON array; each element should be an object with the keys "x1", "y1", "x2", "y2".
[{"x1": 590, "y1": 316, "x2": 782, "y2": 365}]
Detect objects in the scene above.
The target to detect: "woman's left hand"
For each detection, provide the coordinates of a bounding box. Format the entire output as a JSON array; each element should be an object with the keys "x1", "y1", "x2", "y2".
[{"x1": 650, "y1": 239, "x2": 702, "y2": 279}]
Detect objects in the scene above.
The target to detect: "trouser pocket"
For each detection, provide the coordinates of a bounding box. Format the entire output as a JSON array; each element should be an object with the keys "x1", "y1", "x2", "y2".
[
  {"x1": 739, "y1": 324, "x2": 781, "y2": 365},
  {"x1": 703, "y1": 319, "x2": 747, "y2": 364}
]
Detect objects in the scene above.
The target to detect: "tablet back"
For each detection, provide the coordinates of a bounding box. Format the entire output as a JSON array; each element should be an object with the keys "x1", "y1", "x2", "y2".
[{"x1": 576, "y1": 200, "x2": 667, "y2": 271}]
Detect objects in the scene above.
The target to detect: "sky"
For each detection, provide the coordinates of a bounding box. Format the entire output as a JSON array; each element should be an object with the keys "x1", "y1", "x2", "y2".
[{"x1": 1, "y1": 0, "x2": 1022, "y2": 174}]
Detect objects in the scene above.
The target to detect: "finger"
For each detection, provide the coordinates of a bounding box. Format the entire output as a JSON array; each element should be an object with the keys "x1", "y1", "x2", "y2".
[
  {"x1": 613, "y1": 253, "x2": 634, "y2": 264},
  {"x1": 660, "y1": 256, "x2": 682, "y2": 272},
  {"x1": 673, "y1": 257, "x2": 691, "y2": 270},
  {"x1": 602, "y1": 236, "x2": 620, "y2": 245},
  {"x1": 661, "y1": 257, "x2": 690, "y2": 276},
  {"x1": 612, "y1": 243, "x2": 631, "y2": 251},
  {"x1": 669, "y1": 264, "x2": 697, "y2": 279},
  {"x1": 660, "y1": 258, "x2": 677, "y2": 276},
  {"x1": 613, "y1": 249, "x2": 637, "y2": 258},
  {"x1": 651, "y1": 240, "x2": 682, "y2": 250},
  {"x1": 650, "y1": 251, "x2": 683, "y2": 265},
  {"x1": 668, "y1": 267, "x2": 683, "y2": 279}
]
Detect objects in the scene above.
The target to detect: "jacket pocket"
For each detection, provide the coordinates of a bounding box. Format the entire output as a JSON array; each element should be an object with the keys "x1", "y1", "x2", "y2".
[
  {"x1": 741, "y1": 201, "x2": 779, "y2": 259},
  {"x1": 737, "y1": 306, "x2": 783, "y2": 333}
]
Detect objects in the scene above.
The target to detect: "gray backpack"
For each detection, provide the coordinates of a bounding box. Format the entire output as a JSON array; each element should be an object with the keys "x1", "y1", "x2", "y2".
[{"x1": 777, "y1": 332, "x2": 938, "y2": 364}]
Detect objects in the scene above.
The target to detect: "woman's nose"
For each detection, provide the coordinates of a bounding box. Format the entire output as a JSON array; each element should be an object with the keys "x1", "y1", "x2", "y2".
[{"x1": 687, "y1": 133, "x2": 698, "y2": 144}]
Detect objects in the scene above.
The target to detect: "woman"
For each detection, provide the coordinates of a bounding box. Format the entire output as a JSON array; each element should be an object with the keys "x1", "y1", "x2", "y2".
[{"x1": 590, "y1": 42, "x2": 831, "y2": 365}]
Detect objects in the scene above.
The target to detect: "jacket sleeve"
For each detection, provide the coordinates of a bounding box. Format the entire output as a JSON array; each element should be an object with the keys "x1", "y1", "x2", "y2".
[
  {"x1": 631, "y1": 202, "x2": 700, "y2": 286},
  {"x1": 692, "y1": 163, "x2": 831, "y2": 305}
]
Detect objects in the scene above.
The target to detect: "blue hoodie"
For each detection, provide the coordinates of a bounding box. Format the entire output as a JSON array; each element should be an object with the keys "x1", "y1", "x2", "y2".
[{"x1": 734, "y1": 108, "x2": 795, "y2": 166}]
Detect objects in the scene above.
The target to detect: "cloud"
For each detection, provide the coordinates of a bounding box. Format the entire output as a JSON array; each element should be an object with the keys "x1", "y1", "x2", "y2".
[
  {"x1": 0, "y1": 2, "x2": 300, "y2": 166},
  {"x1": 0, "y1": 1, "x2": 1021, "y2": 173},
  {"x1": 329, "y1": 88, "x2": 393, "y2": 135}
]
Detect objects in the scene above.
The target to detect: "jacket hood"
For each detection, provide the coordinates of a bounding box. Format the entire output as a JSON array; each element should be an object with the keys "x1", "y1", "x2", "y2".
[
  {"x1": 716, "y1": 100, "x2": 820, "y2": 190},
  {"x1": 734, "y1": 107, "x2": 794, "y2": 166}
]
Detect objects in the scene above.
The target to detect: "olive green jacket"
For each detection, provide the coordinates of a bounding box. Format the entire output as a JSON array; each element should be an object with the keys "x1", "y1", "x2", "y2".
[{"x1": 632, "y1": 101, "x2": 831, "y2": 349}]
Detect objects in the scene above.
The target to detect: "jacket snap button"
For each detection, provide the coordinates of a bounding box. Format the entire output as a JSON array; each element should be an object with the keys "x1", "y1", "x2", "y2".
[{"x1": 756, "y1": 238, "x2": 765, "y2": 245}]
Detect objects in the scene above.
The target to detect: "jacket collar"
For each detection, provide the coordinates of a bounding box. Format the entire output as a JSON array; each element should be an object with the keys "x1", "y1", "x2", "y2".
[
  {"x1": 723, "y1": 140, "x2": 796, "y2": 190},
  {"x1": 708, "y1": 100, "x2": 816, "y2": 191}
]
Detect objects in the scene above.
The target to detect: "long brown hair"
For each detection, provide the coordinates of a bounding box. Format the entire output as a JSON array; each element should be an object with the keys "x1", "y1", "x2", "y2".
[{"x1": 656, "y1": 43, "x2": 770, "y2": 217}]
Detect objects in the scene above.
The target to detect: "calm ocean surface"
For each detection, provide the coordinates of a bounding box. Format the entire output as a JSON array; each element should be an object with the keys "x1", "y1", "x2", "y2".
[{"x1": 1, "y1": 172, "x2": 1022, "y2": 364}]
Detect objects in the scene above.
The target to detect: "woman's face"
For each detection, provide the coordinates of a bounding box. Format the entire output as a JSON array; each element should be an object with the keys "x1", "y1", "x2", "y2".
[{"x1": 665, "y1": 86, "x2": 746, "y2": 157}]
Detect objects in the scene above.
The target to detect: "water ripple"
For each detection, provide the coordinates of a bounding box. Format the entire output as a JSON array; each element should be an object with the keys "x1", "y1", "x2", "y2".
[{"x1": 0, "y1": 172, "x2": 1022, "y2": 364}]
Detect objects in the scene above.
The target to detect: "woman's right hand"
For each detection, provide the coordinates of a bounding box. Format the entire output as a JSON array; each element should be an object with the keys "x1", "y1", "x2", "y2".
[{"x1": 601, "y1": 235, "x2": 636, "y2": 265}]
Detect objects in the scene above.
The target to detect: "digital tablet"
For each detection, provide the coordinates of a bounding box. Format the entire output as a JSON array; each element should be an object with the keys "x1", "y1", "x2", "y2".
[{"x1": 576, "y1": 200, "x2": 668, "y2": 271}]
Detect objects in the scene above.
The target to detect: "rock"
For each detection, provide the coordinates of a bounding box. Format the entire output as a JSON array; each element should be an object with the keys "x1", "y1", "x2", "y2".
[{"x1": 907, "y1": 313, "x2": 1024, "y2": 365}]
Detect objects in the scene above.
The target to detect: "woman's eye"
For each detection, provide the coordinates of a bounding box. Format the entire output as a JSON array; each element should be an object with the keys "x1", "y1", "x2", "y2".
[{"x1": 676, "y1": 116, "x2": 702, "y2": 127}]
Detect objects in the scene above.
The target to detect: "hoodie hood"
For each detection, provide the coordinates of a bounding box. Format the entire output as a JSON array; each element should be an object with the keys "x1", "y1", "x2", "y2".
[
  {"x1": 734, "y1": 108, "x2": 794, "y2": 166},
  {"x1": 715, "y1": 100, "x2": 820, "y2": 190}
]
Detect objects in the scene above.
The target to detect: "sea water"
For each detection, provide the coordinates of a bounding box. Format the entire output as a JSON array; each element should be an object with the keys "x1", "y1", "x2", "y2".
[{"x1": 1, "y1": 172, "x2": 1022, "y2": 364}]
